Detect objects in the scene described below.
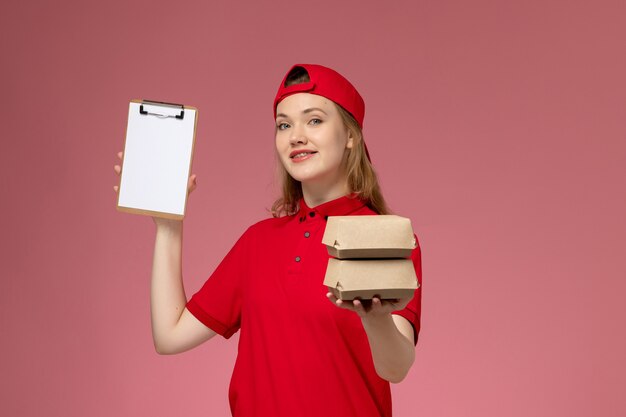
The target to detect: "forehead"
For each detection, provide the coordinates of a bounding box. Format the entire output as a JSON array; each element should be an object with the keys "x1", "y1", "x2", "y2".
[{"x1": 276, "y1": 93, "x2": 336, "y2": 117}]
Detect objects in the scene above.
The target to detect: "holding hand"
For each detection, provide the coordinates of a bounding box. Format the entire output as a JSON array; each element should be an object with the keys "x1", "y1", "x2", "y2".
[
  {"x1": 113, "y1": 150, "x2": 198, "y2": 227},
  {"x1": 113, "y1": 151, "x2": 198, "y2": 195},
  {"x1": 326, "y1": 292, "x2": 410, "y2": 321}
]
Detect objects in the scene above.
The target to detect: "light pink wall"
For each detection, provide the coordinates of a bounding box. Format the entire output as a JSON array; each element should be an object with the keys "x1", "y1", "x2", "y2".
[{"x1": 2, "y1": 1, "x2": 625, "y2": 416}]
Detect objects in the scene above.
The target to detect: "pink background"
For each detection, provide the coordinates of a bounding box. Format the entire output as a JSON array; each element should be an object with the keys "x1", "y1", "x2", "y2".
[{"x1": 2, "y1": 1, "x2": 625, "y2": 416}]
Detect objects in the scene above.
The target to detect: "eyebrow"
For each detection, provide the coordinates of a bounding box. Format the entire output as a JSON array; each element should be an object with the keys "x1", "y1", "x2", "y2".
[{"x1": 276, "y1": 107, "x2": 328, "y2": 119}]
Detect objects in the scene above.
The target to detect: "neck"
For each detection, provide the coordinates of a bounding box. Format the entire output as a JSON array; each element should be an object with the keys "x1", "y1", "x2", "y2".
[{"x1": 301, "y1": 178, "x2": 350, "y2": 208}]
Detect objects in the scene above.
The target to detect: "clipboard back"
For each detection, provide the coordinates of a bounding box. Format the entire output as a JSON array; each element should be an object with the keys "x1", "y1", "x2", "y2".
[{"x1": 117, "y1": 99, "x2": 198, "y2": 220}]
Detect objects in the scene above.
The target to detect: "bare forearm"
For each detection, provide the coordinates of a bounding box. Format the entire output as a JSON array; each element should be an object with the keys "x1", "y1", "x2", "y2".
[
  {"x1": 362, "y1": 314, "x2": 415, "y2": 383},
  {"x1": 150, "y1": 221, "x2": 187, "y2": 351}
]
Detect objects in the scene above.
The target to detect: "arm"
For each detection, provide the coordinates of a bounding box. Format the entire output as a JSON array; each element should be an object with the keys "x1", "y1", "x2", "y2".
[
  {"x1": 114, "y1": 151, "x2": 216, "y2": 354},
  {"x1": 361, "y1": 238, "x2": 422, "y2": 381},
  {"x1": 361, "y1": 310, "x2": 415, "y2": 383},
  {"x1": 150, "y1": 220, "x2": 217, "y2": 355},
  {"x1": 326, "y1": 294, "x2": 415, "y2": 383}
]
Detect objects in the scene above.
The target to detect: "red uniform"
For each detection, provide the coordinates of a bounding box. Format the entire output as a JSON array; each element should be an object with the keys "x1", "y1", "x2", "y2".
[{"x1": 187, "y1": 195, "x2": 422, "y2": 417}]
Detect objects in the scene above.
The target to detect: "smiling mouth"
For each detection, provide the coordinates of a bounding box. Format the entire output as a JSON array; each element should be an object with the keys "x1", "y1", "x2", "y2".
[{"x1": 290, "y1": 151, "x2": 317, "y2": 159}]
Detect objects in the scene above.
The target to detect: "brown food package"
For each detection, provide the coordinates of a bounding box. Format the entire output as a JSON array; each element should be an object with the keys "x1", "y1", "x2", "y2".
[
  {"x1": 322, "y1": 215, "x2": 417, "y2": 259},
  {"x1": 323, "y1": 258, "x2": 419, "y2": 301}
]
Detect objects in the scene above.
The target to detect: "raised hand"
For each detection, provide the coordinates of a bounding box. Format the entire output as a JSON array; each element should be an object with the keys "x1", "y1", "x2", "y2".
[
  {"x1": 113, "y1": 150, "x2": 198, "y2": 226},
  {"x1": 113, "y1": 151, "x2": 198, "y2": 195}
]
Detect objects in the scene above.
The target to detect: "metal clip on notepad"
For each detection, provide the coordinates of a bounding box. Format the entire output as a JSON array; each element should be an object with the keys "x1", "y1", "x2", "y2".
[{"x1": 139, "y1": 99, "x2": 185, "y2": 120}]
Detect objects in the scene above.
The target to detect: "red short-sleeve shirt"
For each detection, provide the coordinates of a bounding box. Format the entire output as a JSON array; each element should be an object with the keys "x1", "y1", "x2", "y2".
[{"x1": 186, "y1": 195, "x2": 422, "y2": 417}]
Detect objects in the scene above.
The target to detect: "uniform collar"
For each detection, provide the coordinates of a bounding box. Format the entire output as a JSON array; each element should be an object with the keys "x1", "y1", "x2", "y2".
[{"x1": 296, "y1": 193, "x2": 366, "y2": 222}]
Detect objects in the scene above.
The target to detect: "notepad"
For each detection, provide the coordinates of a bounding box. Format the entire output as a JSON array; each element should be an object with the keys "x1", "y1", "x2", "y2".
[{"x1": 116, "y1": 99, "x2": 198, "y2": 220}]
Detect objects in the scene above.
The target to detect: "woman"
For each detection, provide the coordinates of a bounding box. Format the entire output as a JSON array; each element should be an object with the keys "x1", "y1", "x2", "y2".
[{"x1": 113, "y1": 64, "x2": 422, "y2": 417}]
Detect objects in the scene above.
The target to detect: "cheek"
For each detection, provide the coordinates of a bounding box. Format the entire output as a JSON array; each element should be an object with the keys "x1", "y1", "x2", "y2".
[
  {"x1": 275, "y1": 134, "x2": 286, "y2": 155},
  {"x1": 275, "y1": 129, "x2": 291, "y2": 146},
  {"x1": 329, "y1": 131, "x2": 350, "y2": 161},
  {"x1": 274, "y1": 136, "x2": 291, "y2": 167}
]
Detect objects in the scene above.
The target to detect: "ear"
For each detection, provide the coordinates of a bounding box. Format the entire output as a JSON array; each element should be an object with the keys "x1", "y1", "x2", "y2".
[{"x1": 346, "y1": 128, "x2": 354, "y2": 149}]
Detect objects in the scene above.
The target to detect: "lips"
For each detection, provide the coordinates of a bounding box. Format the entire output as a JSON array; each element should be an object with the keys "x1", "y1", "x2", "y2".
[{"x1": 290, "y1": 150, "x2": 318, "y2": 159}]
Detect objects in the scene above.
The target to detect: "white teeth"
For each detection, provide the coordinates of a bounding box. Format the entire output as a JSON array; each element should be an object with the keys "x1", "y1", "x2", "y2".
[{"x1": 293, "y1": 152, "x2": 310, "y2": 158}]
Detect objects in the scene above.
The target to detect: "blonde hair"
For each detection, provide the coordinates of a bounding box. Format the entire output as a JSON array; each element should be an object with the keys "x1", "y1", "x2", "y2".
[{"x1": 271, "y1": 69, "x2": 390, "y2": 217}]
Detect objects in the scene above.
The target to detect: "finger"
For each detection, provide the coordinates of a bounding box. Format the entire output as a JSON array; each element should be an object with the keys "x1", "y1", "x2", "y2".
[
  {"x1": 334, "y1": 299, "x2": 357, "y2": 312},
  {"x1": 114, "y1": 165, "x2": 121, "y2": 175},
  {"x1": 113, "y1": 185, "x2": 119, "y2": 193},
  {"x1": 187, "y1": 175, "x2": 197, "y2": 193},
  {"x1": 327, "y1": 293, "x2": 350, "y2": 311},
  {"x1": 353, "y1": 299, "x2": 367, "y2": 315},
  {"x1": 335, "y1": 298, "x2": 355, "y2": 310},
  {"x1": 373, "y1": 297, "x2": 393, "y2": 314},
  {"x1": 117, "y1": 151, "x2": 123, "y2": 159}
]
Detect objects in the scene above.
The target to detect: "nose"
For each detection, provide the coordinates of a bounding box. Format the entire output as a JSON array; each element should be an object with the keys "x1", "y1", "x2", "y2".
[{"x1": 289, "y1": 124, "x2": 308, "y2": 146}]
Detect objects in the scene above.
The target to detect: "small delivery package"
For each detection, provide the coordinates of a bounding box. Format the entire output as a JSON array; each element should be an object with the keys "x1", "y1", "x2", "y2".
[{"x1": 322, "y1": 215, "x2": 420, "y2": 300}]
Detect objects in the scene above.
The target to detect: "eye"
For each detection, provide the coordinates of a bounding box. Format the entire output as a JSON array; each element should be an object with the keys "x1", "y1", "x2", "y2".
[
  {"x1": 309, "y1": 118, "x2": 322, "y2": 126},
  {"x1": 277, "y1": 122, "x2": 290, "y2": 130}
]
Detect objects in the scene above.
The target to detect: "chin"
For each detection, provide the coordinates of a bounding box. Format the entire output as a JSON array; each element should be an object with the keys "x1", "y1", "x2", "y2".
[
  {"x1": 282, "y1": 159, "x2": 343, "y2": 185},
  {"x1": 288, "y1": 172, "x2": 317, "y2": 184},
  {"x1": 282, "y1": 164, "x2": 311, "y2": 182}
]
